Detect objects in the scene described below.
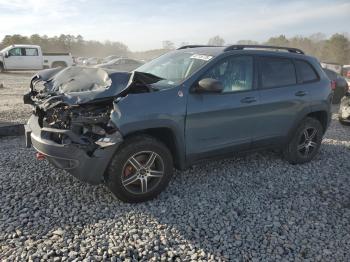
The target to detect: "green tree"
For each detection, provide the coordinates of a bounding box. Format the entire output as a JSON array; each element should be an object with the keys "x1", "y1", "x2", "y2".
[
  {"x1": 321, "y1": 33, "x2": 350, "y2": 65},
  {"x1": 236, "y1": 40, "x2": 259, "y2": 45},
  {"x1": 265, "y1": 34, "x2": 289, "y2": 46},
  {"x1": 208, "y1": 35, "x2": 225, "y2": 46}
]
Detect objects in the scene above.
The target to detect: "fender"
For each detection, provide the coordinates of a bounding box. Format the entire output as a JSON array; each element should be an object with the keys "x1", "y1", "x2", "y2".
[{"x1": 111, "y1": 87, "x2": 187, "y2": 169}]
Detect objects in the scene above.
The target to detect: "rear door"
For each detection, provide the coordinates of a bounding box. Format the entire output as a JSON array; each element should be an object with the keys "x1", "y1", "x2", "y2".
[
  {"x1": 253, "y1": 56, "x2": 311, "y2": 147},
  {"x1": 186, "y1": 55, "x2": 261, "y2": 161},
  {"x1": 23, "y1": 47, "x2": 41, "y2": 69}
]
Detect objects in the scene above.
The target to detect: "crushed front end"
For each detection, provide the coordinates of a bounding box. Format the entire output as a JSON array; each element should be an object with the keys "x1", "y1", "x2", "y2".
[
  {"x1": 339, "y1": 92, "x2": 350, "y2": 124},
  {"x1": 24, "y1": 67, "x2": 129, "y2": 184}
]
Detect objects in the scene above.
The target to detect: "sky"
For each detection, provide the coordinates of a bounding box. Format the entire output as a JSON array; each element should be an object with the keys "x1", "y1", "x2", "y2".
[{"x1": 0, "y1": 0, "x2": 349, "y2": 51}]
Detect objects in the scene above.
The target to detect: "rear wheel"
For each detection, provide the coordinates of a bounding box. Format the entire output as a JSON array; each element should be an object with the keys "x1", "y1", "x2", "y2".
[
  {"x1": 283, "y1": 117, "x2": 323, "y2": 164},
  {"x1": 51, "y1": 62, "x2": 67, "y2": 68},
  {"x1": 332, "y1": 89, "x2": 344, "y2": 104},
  {"x1": 106, "y1": 136, "x2": 173, "y2": 203}
]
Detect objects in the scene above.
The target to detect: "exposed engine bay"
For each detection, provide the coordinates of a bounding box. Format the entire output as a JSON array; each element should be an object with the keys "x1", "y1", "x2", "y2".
[{"x1": 24, "y1": 66, "x2": 162, "y2": 153}]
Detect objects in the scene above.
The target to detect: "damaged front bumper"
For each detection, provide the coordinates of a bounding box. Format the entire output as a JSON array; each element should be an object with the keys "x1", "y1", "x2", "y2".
[
  {"x1": 339, "y1": 95, "x2": 350, "y2": 123},
  {"x1": 25, "y1": 115, "x2": 123, "y2": 184}
]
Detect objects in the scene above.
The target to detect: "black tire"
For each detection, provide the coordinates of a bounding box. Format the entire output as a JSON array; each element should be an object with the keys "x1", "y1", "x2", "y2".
[
  {"x1": 0, "y1": 63, "x2": 4, "y2": 73},
  {"x1": 283, "y1": 117, "x2": 323, "y2": 164},
  {"x1": 332, "y1": 90, "x2": 343, "y2": 104},
  {"x1": 106, "y1": 135, "x2": 173, "y2": 203}
]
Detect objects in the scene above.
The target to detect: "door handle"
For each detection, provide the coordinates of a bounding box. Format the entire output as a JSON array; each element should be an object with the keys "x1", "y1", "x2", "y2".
[
  {"x1": 240, "y1": 97, "x2": 257, "y2": 104},
  {"x1": 295, "y1": 91, "x2": 307, "y2": 97}
]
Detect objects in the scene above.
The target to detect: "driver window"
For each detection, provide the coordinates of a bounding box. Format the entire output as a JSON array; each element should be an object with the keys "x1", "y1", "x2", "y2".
[
  {"x1": 9, "y1": 47, "x2": 23, "y2": 56},
  {"x1": 202, "y1": 56, "x2": 253, "y2": 93}
]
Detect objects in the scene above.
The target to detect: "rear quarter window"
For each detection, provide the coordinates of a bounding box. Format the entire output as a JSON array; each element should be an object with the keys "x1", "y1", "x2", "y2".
[
  {"x1": 296, "y1": 60, "x2": 319, "y2": 83},
  {"x1": 260, "y1": 57, "x2": 297, "y2": 89}
]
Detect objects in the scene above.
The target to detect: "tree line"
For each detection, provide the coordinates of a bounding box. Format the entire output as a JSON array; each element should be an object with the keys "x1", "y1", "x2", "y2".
[
  {"x1": 207, "y1": 33, "x2": 350, "y2": 65},
  {"x1": 0, "y1": 34, "x2": 129, "y2": 58},
  {"x1": 1, "y1": 33, "x2": 349, "y2": 65}
]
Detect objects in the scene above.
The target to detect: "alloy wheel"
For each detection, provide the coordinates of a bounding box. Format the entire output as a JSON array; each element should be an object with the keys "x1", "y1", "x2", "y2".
[
  {"x1": 297, "y1": 127, "x2": 318, "y2": 157},
  {"x1": 121, "y1": 151, "x2": 164, "y2": 194}
]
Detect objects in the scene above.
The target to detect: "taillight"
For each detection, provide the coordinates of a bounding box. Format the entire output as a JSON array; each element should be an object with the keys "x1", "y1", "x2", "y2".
[{"x1": 331, "y1": 80, "x2": 336, "y2": 90}]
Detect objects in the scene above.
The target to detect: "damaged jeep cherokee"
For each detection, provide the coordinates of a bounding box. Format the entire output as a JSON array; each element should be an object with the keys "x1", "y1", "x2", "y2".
[{"x1": 24, "y1": 45, "x2": 332, "y2": 203}]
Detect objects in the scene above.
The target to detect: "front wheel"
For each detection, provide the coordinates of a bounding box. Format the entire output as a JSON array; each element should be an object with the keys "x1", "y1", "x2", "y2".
[
  {"x1": 283, "y1": 117, "x2": 323, "y2": 164},
  {"x1": 106, "y1": 136, "x2": 173, "y2": 203}
]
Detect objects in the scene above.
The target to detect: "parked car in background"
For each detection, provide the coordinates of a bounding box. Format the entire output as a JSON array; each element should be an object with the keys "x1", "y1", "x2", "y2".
[
  {"x1": 83, "y1": 57, "x2": 101, "y2": 66},
  {"x1": 321, "y1": 62, "x2": 342, "y2": 75},
  {"x1": 323, "y1": 68, "x2": 349, "y2": 104},
  {"x1": 24, "y1": 45, "x2": 332, "y2": 202},
  {"x1": 76, "y1": 57, "x2": 87, "y2": 65},
  {"x1": 342, "y1": 65, "x2": 350, "y2": 86},
  {"x1": 339, "y1": 92, "x2": 350, "y2": 125},
  {"x1": 95, "y1": 58, "x2": 144, "y2": 72},
  {"x1": 0, "y1": 45, "x2": 74, "y2": 72},
  {"x1": 102, "y1": 55, "x2": 120, "y2": 63}
]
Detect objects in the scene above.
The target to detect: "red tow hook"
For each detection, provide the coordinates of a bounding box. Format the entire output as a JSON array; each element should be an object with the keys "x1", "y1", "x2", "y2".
[{"x1": 36, "y1": 152, "x2": 46, "y2": 160}]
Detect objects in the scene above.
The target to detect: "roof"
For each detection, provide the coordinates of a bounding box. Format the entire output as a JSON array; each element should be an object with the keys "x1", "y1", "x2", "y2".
[
  {"x1": 176, "y1": 44, "x2": 307, "y2": 58},
  {"x1": 12, "y1": 44, "x2": 40, "y2": 49}
]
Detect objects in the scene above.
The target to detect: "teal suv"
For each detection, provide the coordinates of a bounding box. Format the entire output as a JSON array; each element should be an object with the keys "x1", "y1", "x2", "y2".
[{"x1": 24, "y1": 45, "x2": 332, "y2": 202}]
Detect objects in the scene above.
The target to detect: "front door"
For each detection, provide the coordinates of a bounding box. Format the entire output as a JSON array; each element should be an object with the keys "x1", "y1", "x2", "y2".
[
  {"x1": 4, "y1": 47, "x2": 24, "y2": 70},
  {"x1": 185, "y1": 55, "x2": 260, "y2": 162}
]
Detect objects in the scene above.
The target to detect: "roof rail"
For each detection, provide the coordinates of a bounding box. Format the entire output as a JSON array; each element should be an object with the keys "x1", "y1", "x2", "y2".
[
  {"x1": 177, "y1": 45, "x2": 221, "y2": 50},
  {"x1": 224, "y1": 45, "x2": 305, "y2": 54}
]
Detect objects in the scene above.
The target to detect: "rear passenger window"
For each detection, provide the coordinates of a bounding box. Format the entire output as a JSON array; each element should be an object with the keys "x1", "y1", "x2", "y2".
[
  {"x1": 260, "y1": 57, "x2": 296, "y2": 89},
  {"x1": 296, "y1": 60, "x2": 318, "y2": 83},
  {"x1": 25, "y1": 48, "x2": 38, "y2": 56}
]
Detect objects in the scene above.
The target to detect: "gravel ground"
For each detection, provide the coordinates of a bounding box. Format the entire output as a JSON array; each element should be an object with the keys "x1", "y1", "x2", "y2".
[
  {"x1": 0, "y1": 72, "x2": 33, "y2": 123},
  {"x1": 0, "y1": 110, "x2": 349, "y2": 261}
]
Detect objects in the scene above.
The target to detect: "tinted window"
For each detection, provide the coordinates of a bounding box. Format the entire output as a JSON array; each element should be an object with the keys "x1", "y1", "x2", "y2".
[
  {"x1": 25, "y1": 48, "x2": 38, "y2": 56},
  {"x1": 202, "y1": 56, "x2": 253, "y2": 93},
  {"x1": 9, "y1": 48, "x2": 23, "y2": 56},
  {"x1": 296, "y1": 60, "x2": 318, "y2": 83},
  {"x1": 260, "y1": 57, "x2": 296, "y2": 88}
]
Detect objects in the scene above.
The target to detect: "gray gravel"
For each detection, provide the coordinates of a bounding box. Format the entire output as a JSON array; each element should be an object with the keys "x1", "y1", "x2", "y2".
[
  {"x1": 0, "y1": 72, "x2": 33, "y2": 123},
  {"x1": 1, "y1": 111, "x2": 350, "y2": 261}
]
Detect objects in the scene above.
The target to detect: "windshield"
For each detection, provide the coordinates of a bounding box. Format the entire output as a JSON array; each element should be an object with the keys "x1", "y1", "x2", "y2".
[
  {"x1": 0, "y1": 46, "x2": 11, "y2": 53},
  {"x1": 106, "y1": 58, "x2": 121, "y2": 65},
  {"x1": 136, "y1": 51, "x2": 214, "y2": 85}
]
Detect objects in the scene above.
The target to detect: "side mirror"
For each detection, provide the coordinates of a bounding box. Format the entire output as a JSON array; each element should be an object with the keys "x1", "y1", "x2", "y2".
[
  {"x1": 194, "y1": 78, "x2": 223, "y2": 93},
  {"x1": 4, "y1": 52, "x2": 9, "y2": 58}
]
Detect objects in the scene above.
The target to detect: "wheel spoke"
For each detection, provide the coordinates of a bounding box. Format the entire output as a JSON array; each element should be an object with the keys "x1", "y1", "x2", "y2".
[
  {"x1": 140, "y1": 177, "x2": 148, "y2": 193},
  {"x1": 128, "y1": 157, "x2": 142, "y2": 171},
  {"x1": 309, "y1": 129, "x2": 317, "y2": 140},
  {"x1": 122, "y1": 173, "x2": 139, "y2": 186},
  {"x1": 297, "y1": 143, "x2": 306, "y2": 151},
  {"x1": 148, "y1": 170, "x2": 164, "y2": 178},
  {"x1": 304, "y1": 129, "x2": 310, "y2": 140},
  {"x1": 145, "y1": 152, "x2": 157, "y2": 168},
  {"x1": 309, "y1": 141, "x2": 317, "y2": 148},
  {"x1": 304, "y1": 146, "x2": 310, "y2": 156}
]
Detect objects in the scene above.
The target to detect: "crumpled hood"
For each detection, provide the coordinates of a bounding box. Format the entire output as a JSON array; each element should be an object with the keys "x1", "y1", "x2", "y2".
[{"x1": 24, "y1": 66, "x2": 162, "y2": 109}]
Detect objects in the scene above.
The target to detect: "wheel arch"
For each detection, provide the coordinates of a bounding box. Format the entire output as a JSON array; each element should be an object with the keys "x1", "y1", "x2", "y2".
[
  {"x1": 306, "y1": 110, "x2": 329, "y2": 132},
  {"x1": 51, "y1": 61, "x2": 68, "y2": 68},
  {"x1": 123, "y1": 127, "x2": 186, "y2": 170},
  {"x1": 286, "y1": 108, "x2": 330, "y2": 145}
]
